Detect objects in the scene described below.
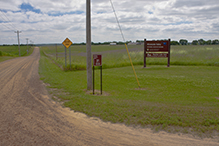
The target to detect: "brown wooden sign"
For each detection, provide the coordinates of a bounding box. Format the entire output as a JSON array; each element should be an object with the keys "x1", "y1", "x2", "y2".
[
  {"x1": 146, "y1": 41, "x2": 169, "y2": 52},
  {"x1": 144, "y1": 39, "x2": 171, "y2": 67}
]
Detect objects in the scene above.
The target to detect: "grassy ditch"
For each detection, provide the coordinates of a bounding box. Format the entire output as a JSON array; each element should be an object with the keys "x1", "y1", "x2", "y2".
[{"x1": 39, "y1": 49, "x2": 219, "y2": 137}]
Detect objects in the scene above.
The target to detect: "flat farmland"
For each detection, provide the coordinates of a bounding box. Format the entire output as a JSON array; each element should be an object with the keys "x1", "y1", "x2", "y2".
[
  {"x1": 42, "y1": 45, "x2": 219, "y2": 70},
  {"x1": 39, "y1": 45, "x2": 219, "y2": 137},
  {"x1": 0, "y1": 45, "x2": 33, "y2": 62}
]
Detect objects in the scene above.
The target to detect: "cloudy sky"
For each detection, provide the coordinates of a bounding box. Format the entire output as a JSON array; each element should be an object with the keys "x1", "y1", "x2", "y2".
[{"x1": 0, "y1": 0, "x2": 219, "y2": 44}]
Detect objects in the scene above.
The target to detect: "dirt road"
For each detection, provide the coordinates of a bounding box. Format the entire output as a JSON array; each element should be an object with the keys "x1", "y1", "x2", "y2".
[{"x1": 0, "y1": 47, "x2": 218, "y2": 146}]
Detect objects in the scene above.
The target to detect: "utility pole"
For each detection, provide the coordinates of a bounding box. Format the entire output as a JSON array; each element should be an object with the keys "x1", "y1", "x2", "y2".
[
  {"x1": 30, "y1": 40, "x2": 34, "y2": 46},
  {"x1": 86, "y1": 0, "x2": 92, "y2": 90},
  {"x1": 15, "y1": 30, "x2": 21, "y2": 56},
  {"x1": 26, "y1": 38, "x2": 29, "y2": 54}
]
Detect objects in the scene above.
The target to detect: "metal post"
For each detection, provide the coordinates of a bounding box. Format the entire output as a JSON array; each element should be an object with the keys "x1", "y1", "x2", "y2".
[
  {"x1": 93, "y1": 66, "x2": 95, "y2": 95},
  {"x1": 69, "y1": 46, "x2": 71, "y2": 70},
  {"x1": 100, "y1": 66, "x2": 102, "y2": 95},
  {"x1": 144, "y1": 39, "x2": 147, "y2": 68},
  {"x1": 56, "y1": 44, "x2": 58, "y2": 60},
  {"x1": 86, "y1": 0, "x2": 92, "y2": 90},
  {"x1": 65, "y1": 47, "x2": 67, "y2": 67},
  {"x1": 168, "y1": 39, "x2": 171, "y2": 67}
]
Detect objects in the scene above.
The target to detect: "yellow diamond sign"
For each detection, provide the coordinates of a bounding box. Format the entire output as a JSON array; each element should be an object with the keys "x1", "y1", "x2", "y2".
[{"x1": 62, "y1": 38, "x2": 72, "y2": 48}]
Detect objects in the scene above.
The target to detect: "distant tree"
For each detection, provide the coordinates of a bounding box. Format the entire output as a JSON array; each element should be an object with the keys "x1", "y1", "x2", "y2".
[
  {"x1": 179, "y1": 39, "x2": 188, "y2": 45},
  {"x1": 212, "y1": 39, "x2": 219, "y2": 45},
  {"x1": 117, "y1": 41, "x2": 125, "y2": 45},
  {"x1": 192, "y1": 40, "x2": 198, "y2": 45},
  {"x1": 198, "y1": 39, "x2": 205, "y2": 45},
  {"x1": 103, "y1": 42, "x2": 110, "y2": 45},
  {"x1": 136, "y1": 40, "x2": 144, "y2": 43},
  {"x1": 171, "y1": 41, "x2": 179, "y2": 45},
  {"x1": 126, "y1": 41, "x2": 131, "y2": 44},
  {"x1": 206, "y1": 40, "x2": 212, "y2": 45}
]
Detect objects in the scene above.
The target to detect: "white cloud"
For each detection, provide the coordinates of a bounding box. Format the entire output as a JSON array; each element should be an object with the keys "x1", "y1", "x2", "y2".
[{"x1": 0, "y1": 0, "x2": 219, "y2": 44}]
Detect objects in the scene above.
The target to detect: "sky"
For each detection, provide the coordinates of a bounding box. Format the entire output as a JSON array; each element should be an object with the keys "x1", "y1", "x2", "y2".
[{"x1": 0, "y1": 0, "x2": 219, "y2": 44}]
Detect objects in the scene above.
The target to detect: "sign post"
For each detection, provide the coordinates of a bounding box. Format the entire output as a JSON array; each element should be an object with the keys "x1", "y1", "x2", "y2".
[
  {"x1": 56, "y1": 44, "x2": 58, "y2": 60},
  {"x1": 69, "y1": 47, "x2": 71, "y2": 70},
  {"x1": 93, "y1": 54, "x2": 102, "y2": 95},
  {"x1": 65, "y1": 47, "x2": 67, "y2": 67},
  {"x1": 62, "y1": 38, "x2": 73, "y2": 68},
  {"x1": 144, "y1": 39, "x2": 171, "y2": 67}
]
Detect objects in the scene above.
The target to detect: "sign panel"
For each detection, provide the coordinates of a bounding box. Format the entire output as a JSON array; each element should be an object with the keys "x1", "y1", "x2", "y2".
[
  {"x1": 62, "y1": 38, "x2": 72, "y2": 48},
  {"x1": 146, "y1": 53, "x2": 168, "y2": 58},
  {"x1": 144, "y1": 39, "x2": 171, "y2": 67},
  {"x1": 146, "y1": 41, "x2": 169, "y2": 52},
  {"x1": 93, "y1": 54, "x2": 102, "y2": 66}
]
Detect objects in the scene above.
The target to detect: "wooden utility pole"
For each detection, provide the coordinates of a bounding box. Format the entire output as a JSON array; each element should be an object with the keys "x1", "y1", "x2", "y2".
[
  {"x1": 86, "y1": 0, "x2": 92, "y2": 90},
  {"x1": 26, "y1": 38, "x2": 29, "y2": 54},
  {"x1": 15, "y1": 30, "x2": 21, "y2": 56}
]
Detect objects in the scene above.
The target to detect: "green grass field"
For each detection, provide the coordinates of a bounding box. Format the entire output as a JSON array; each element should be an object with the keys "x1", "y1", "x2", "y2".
[
  {"x1": 42, "y1": 45, "x2": 219, "y2": 71},
  {"x1": 39, "y1": 45, "x2": 219, "y2": 137},
  {"x1": 0, "y1": 46, "x2": 33, "y2": 62}
]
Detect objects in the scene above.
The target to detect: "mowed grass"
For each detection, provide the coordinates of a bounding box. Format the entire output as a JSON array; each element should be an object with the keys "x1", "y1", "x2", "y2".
[
  {"x1": 42, "y1": 45, "x2": 219, "y2": 70},
  {"x1": 0, "y1": 46, "x2": 33, "y2": 62},
  {"x1": 39, "y1": 49, "x2": 219, "y2": 137}
]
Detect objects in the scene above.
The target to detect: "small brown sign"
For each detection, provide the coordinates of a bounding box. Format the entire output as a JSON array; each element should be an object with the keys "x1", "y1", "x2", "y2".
[
  {"x1": 93, "y1": 54, "x2": 102, "y2": 66},
  {"x1": 62, "y1": 38, "x2": 72, "y2": 48}
]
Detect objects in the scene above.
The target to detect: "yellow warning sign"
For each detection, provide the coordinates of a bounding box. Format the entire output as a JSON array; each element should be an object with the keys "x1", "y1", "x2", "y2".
[{"x1": 62, "y1": 38, "x2": 72, "y2": 48}]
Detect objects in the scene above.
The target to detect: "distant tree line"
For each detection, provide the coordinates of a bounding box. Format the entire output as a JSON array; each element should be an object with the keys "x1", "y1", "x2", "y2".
[
  {"x1": 1, "y1": 39, "x2": 218, "y2": 46},
  {"x1": 0, "y1": 44, "x2": 35, "y2": 46},
  {"x1": 137, "y1": 39, "x2": 219, "y2": 45},
  {"x1": 173, "y1": 39, "x2": 219, "y2": 45},
  {"x1": 73, "y1": 41, "x2": 132, "y2": 45}
]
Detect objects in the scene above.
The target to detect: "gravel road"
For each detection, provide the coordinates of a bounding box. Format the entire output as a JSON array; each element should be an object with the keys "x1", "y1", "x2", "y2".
[{"x1": 0, "y1": 47, "x2": 218, "y2": 146}]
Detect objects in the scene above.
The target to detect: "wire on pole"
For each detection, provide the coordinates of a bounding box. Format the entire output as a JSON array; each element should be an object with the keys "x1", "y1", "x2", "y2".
[{"x1": 0, "y1": 10, "x2": 18, "y2": 31}]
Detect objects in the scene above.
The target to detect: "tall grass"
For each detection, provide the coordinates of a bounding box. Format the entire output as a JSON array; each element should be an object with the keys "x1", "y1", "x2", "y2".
[
  {"x1": 42, "y1": 45, "x2": 219, "y2": 71},
  {"x1": 0, "y1": 46, "x2": 33, "y2": 57}
]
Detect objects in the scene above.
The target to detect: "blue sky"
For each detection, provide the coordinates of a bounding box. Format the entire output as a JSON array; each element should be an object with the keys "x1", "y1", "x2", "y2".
[
  {"x1": 0, "y1": 0, "x2": 219, "y2": 44},
  {"x1": 20, "y1": 3, "x2": 41, "y2": 13}
]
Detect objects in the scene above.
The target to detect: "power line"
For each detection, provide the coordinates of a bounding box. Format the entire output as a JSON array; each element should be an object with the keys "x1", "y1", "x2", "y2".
[
  {"x1": 0, "y1": 10, "x2": 17, "y2": 30},
  {"x1": 0, "y1": 21, "x2": 15, "y2": 31}
]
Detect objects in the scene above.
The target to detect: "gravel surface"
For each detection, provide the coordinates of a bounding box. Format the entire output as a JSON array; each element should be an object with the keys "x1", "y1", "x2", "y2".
[{"x1": 0, "y1": 47, "x2": 218, "y2": 146}]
